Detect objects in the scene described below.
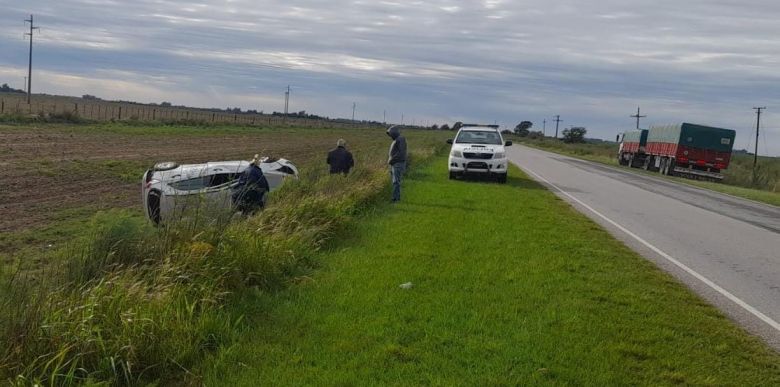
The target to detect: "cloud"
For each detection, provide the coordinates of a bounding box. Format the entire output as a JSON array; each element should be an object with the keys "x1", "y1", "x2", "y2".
[{"x1": 1, "y1": 0, "x2": 779, "y2": 154}]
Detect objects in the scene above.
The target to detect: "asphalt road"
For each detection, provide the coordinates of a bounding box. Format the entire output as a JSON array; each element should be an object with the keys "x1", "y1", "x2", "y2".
[{"x1": 507, "y1": 145, "x2": 780, "y2": 350}]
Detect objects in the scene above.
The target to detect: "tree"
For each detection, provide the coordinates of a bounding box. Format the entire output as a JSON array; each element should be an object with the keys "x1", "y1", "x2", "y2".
[
  {"x1": 452, "y1": 122, "x2": 463, "y2": 131},
  {"x1": 514, "y1": 121, "x2": 533, "y2": 137},
  {"x1": 440, "y1": 123, "x2": 451, "y2": 131},
  {"x1": 160, "y1": 101, "x2": 172, "y2": 107},
  {"x1": 528, "y1": 130, "x2": 544, "y2": 139},
  {"x1": 562, "y1": 127, "x2": 587, "y2": 143},
  {"x1": 431, "y1": 124, "x2": 439, "y2": 130}
]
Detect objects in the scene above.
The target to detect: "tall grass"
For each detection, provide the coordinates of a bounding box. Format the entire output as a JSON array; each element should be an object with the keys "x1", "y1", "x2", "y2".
[{"x1": 0, "y1": 136, "x2": 444, "y2": 384}]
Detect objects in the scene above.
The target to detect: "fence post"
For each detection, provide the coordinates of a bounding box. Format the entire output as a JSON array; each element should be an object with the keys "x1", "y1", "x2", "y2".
[
  {"x1": 212, "y1": 113, "x2": 215, "y2": 122},
  {"x1": 153, "y1": 109, "x2": 156, "y2": 120},
  {"x1": 118, "y1": 106, "x2": 122, "y2": 120},
  {"x1": 1, "y1": 99, "x2": 4, "y2": 114}
]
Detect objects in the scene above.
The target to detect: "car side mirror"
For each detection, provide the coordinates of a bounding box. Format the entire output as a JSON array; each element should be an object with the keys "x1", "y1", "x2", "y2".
[
  {"x1": 505, "y1": 141, "x2": 513, "y2": 146},
  {"x1": 446, "y1": 139, "x2": 453, "y2": 144}
]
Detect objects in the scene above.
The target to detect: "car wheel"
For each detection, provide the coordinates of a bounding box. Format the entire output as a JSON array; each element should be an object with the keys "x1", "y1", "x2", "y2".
[
  {"x1": 498, "y1": 174, "x2": 507, "y2": 184},
  {"x1": 449, "y1": 171, "x2": 456, "y2": 180}
]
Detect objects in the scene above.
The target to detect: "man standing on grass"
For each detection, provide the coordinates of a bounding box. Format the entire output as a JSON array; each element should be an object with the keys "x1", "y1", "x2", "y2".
[
  {"x1": 327, "y1": 138, "x2": 354, "y2": 175},
  {"x1": 386, "y1": 125, "x2": 407, "y2": 202}
]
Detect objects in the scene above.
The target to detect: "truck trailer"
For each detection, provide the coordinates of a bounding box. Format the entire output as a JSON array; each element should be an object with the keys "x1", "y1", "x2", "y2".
[{"x1": 618, "y1": 123, "x2": 736, "y2": 181}]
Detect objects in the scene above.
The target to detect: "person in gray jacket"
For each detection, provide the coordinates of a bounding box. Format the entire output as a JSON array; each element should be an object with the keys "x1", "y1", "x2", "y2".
[{"x1": 386, "y1": 125, "x2": 407, "y2": 202}]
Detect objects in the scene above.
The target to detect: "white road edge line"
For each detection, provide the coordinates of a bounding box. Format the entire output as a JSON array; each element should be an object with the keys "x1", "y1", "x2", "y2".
[{"x1": 518, "y1": 163, "x2": 780, "y2": 333}]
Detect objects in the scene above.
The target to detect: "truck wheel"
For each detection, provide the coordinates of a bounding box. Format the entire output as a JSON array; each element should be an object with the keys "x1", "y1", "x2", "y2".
[
  {"x1": 449, "y1": 171, "x2": 455, "y2": 180},
  {"x1": 643, "y1": 156, "x2": 653, "y2": 171},
  {"x1": 498, "y1": 174, "x2": 507, "y2": 184},
  {"x1": 667, "y1": 159, "x2": 676, "y2": 176},
  {"x1": 660, "y1": 158, "x2": 668, "y2": 175}
]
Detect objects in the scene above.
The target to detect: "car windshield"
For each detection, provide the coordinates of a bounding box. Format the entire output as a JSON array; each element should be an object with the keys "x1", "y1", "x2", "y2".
[{"x1": 455, "y1": 130, "x2": 502, "y2": 145}]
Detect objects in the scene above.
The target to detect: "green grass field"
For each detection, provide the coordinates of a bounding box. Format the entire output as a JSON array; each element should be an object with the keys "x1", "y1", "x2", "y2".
[
  {"x1": 513, "y1": 137, "x2": 780, "y2": 207},
  {"x1": 202, "y1": 160, "x2": 780, "y2": 385}
]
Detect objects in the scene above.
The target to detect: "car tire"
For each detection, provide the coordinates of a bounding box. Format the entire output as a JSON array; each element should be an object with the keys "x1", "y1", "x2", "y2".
[
  {"x1": 497, "y1": 174, "x2": 507, "y2": 184},
  {"x1": 449, "y1": 171, "x2": 456, "y2": 180}
]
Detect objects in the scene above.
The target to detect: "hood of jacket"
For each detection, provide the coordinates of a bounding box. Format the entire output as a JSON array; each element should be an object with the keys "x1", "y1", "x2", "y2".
[{"x1": 386, "y1": 125, "x2": 400, "y2": 140}]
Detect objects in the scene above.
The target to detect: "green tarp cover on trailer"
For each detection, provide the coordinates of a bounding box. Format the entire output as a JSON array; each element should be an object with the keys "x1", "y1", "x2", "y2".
[{"x1": 648, "y1": 123, "x2": 736, "y2": 152}]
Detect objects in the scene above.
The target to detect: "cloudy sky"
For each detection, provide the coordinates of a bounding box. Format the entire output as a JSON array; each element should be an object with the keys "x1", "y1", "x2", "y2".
[{"x1": 2, "y1": 0, "x2": 779, "y2": 154}]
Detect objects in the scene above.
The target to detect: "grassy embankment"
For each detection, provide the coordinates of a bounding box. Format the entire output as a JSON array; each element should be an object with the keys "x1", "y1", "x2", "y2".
[
  {"x1": 512, "y1": 136, "x2": 780, "y2": 207},
  {"x1": 0, "y1": 123, "x2": 449, "y2": 384},
  {"x1": 202, "y1": 160, "x2": 780, "y2": 385}
]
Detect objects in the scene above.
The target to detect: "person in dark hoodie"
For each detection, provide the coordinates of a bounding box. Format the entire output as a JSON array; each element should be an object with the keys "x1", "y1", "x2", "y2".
[
  {"x1": 386, "y1": 125, "x2": 407, "y2": 202},
  {"x1": 232, "y1": 154, "x2": 271, "y2": 214},
  {"x1": 327, "y1": 138, "x2": 354, "y2": 175}
]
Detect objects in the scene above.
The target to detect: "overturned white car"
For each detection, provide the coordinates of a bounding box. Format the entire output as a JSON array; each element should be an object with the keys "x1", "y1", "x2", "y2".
[{"x1": 141, "y1": 157, "x2": 298, "y2": 225}]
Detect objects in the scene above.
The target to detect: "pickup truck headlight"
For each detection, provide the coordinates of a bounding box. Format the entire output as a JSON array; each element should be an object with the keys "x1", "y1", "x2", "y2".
[
  {"x1": 494, "y1": 152, "x2": 505, "y2": 159},
  {"x1": 451, "y1": 150, "x2": 463, "y2": 158}
]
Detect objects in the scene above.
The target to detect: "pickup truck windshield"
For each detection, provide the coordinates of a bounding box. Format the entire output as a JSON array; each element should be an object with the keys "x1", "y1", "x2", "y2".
[{"x1": 455, "y1": 130, "x2": 502, "y2": 145}]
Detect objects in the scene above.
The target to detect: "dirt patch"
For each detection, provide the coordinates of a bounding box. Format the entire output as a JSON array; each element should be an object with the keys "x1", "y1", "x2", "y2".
[{"x1": 0, "y1": 124, "x2": 388, "y2": 239}]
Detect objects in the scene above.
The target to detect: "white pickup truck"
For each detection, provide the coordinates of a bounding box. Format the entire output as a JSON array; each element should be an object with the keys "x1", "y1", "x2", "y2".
[{"x1": 447, "y1": 125, "x2": 512, "y2": 183}]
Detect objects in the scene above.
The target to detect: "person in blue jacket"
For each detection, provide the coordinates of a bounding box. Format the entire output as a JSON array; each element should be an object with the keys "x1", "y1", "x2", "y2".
[
  {"x1": 327, "y1": 139, "x2": 355, "y2": 175},
  {"x1": 232, "y1": 154, "x2": 270, "y2": 214}
]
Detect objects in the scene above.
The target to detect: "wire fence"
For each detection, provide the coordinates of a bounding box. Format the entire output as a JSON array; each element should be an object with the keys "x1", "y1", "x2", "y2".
[{"x1": 0, "y1": 93, "x2": 380, "y2": 129}]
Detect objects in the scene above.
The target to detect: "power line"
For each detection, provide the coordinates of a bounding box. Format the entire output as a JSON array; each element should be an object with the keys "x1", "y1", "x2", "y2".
[
  {"x1": 553, "y1": 115, "x2": 563, "y2": 139},
  {"x1": 24, "y1": 14, "x2": 39, "y2": 104},
  {"x1": 630, "y1": 106, "x2": 646, "y2": 130}
]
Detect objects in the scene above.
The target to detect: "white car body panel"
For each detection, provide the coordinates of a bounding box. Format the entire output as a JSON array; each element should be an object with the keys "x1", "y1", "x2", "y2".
[{"x1": 141, "y1": 158, "x2": 298, "y2": 224}]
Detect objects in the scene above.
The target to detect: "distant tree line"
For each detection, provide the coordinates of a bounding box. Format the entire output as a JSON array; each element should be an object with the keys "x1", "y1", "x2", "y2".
[{"x1": 1, "y1": 83, "x2": 25, "y2": 94}]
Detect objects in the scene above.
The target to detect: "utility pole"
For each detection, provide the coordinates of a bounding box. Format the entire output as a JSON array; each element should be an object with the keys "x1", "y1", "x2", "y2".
[
  {"x1": 630, "y1": 106, "x2": 646, "y2": 129},
  {"x1": 23, "y1": 76, "x2": 27, "y2": 93},
  {"x1": 401, "y1": 113, "x2": 404, "y2": 125},
  {"x1": 752, "y1": 107, "x2": 766, "y2": 178},
  {"x1": 542, "y1": 119, "x2": 546, "y2": 137},
  {"x1": 383, "y1": 109, "x2": 386, "y2": 124},
  {"x1": 352, "y1": 102, "x2": 356, "y2": 122},
  {"x1": 25, "y1": 14, "x2": 39, "y2": 104},
  {"x1": 284, "y1": 85, "x2": 290, "y2": 116},
  {"x1": 553, "y1": 115, "x2": 563, "y2": 139}
]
